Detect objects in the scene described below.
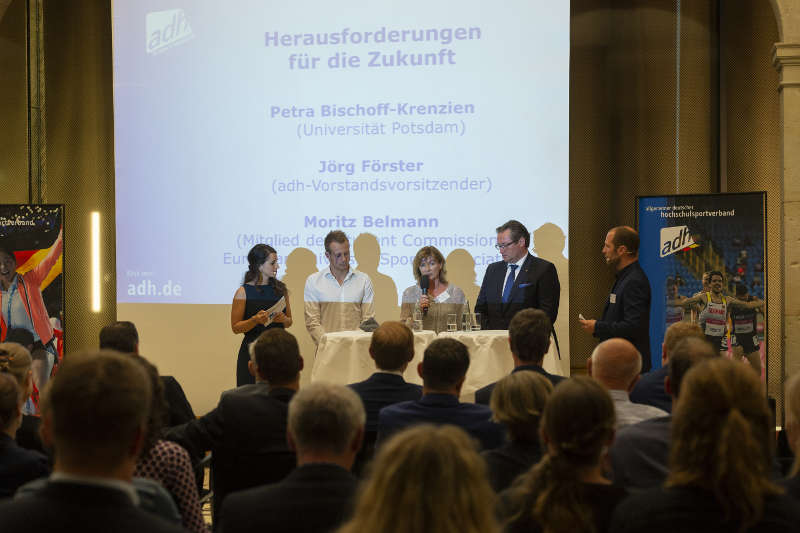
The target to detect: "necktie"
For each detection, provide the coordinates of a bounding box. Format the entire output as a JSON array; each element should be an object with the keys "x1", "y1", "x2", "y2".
[{"x1": 502, "y1": 264, "x2": 518, "y2": 303}]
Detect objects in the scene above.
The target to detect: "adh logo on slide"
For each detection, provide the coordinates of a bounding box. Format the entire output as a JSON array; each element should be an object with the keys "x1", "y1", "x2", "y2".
[
  {"x1": 146, "y1": 9, "x2": 193, "y2": 55},
  {"x1": 660, "y1": 225, "x2": 698, "y2": 258}
]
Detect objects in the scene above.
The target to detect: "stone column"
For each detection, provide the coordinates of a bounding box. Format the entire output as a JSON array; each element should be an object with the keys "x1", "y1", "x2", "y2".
[{"x1": 774, "y1": 42, "x2": 800, "y2": 379}]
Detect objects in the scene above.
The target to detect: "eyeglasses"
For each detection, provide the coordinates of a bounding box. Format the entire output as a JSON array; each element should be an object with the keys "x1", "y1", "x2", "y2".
[{"x1": 495, "y1": 240, "x2": 519, "y2": 250}]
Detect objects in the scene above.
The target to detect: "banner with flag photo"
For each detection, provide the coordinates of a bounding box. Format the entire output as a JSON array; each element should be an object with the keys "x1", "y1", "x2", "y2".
[{"x1": 637, "y1": 193, "x2": 767, "y2": 381}]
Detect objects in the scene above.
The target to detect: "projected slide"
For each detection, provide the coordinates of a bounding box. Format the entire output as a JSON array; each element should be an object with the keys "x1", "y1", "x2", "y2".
[{"x1": 112, "y1": 0, "x2": 569, "y2": 304}]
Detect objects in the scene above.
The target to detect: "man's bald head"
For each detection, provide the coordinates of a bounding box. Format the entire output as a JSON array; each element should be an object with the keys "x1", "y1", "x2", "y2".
[{"x1": 589, "y1": 338, "x2": 642, "y2": 391}]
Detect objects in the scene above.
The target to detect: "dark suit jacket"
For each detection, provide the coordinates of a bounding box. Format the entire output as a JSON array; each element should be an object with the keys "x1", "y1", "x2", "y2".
[
  {"x1": 630, "y1": 366, "x2": 671, "y2": 413},
  {"x1": 161, "y1": 375, "x2": 196, "y2": 428},
  {"x1": 0, "y1": 433, "x2": 49, "y2": 498},
  {"x1": 475, "y1": 253, "x2": 560, "y2": 330},
  {"x1": 166, "y1": 383, "x2": 297, "y2": 520},
  {"x1": 0, "y1": 481, "x2": 185, "y2": 533},
  {"x1": 595, "y1": 261, "x2": 652, "y2": 372},
  {"x1": 219, "y1": 463, "x2": 357, "y2": 533},
  {"x1": 474, "y1": 364, "x2": 565, "y2": 405},
  {"x1": 377, "y1": 393, "x2": 505, "y2": 450},
  {"x1": 481, "y1": 440, "x2": 542, "y2": 492},
  {"x1": 349, "y1": 373, "x2": 423, "y2": 474}
]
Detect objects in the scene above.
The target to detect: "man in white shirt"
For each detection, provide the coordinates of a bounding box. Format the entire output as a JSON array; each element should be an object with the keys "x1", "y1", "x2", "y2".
[
  {"x1": 304, "y1": 231, "x2": 375, "y2": 345},
  {"x1": 587, "y1": 337, "x2": 667, "y2": 429}
]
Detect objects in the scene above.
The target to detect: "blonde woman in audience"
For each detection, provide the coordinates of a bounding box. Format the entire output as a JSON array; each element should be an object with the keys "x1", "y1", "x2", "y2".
[
  {"x1": 483, "y1": 371, "x2": 553, "y2": 492},
  {"x1": 0, "y1": 342, "x2": 42, "y2": 452},
  {"x1": 338, "y1": 424, "x2": 499, "y2": 533},
  {"x1": 497, "y1": 376, "x2": 624, "y2": 533},
  {"x1": 610, "y1": 358, "x2": 800, "y2": 532},
  {"x1": 780, "y1": 371, "x2": 800, "y2": 499}
]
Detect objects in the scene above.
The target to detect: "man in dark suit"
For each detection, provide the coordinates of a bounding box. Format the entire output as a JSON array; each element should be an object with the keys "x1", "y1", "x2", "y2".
[
  {"x1": 219, "y1": 382, "x2": 364, "y2": 533},
  {"x1": 0, "y1": 350, "x2": 184, "y2": 533},
  {"x1": 348, "y1": 321, "x2": 422, "y2": 471},
  {"x1": 167, "y1": 328, "x2": 303, "y2": 521},
  {"x1": 475, "y1": 309, "x2": 564, "y2": 405},
  {"x1": 377, "y1": 338, "x2": 505, "y2": 450},
  {"x1": 630, "y1": 321, "x2": 705, "y2": 413},
  {"x1": 475, "y1": 219, "x2": 560, "y2": 330},
  {"x1": 579, "y1": 226, "x2": 653, "y2": 372},
  {"x1": 100, "y1": 321, "x2": 195, "y2": 428}
]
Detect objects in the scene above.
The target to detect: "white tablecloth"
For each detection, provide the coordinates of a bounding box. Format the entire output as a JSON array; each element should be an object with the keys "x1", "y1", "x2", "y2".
[
  {"x1": 311, "y1": 329, "x2": 564, "y2": 401},
  {"x1": 310, "y1": 330, "x2": 436, "y2": 386}
]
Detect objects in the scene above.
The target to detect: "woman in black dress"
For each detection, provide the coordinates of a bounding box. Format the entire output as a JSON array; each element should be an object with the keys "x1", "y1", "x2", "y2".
[{"x1": 230, "y1": 244, "x2": 291, "y2": 386}]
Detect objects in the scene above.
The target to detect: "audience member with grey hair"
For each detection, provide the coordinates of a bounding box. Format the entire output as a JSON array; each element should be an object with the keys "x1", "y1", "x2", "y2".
[
  {"x1": 220, "y1": 383, "x2": 365, "y2": 533},
  {"x1": 0, "y1": 351, "x2": 184, "y2": 532},
  {"x1": 588, "y1": 338, "x2": 666, "y2": 429}
]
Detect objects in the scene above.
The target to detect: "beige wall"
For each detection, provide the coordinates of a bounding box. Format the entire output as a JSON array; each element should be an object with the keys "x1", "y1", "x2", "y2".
[{"x1": 2, "y1": 1, "x2": 797, "y2": 415}]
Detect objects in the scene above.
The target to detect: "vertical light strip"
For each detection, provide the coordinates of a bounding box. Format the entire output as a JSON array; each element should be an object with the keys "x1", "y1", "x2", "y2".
[{"x1": 91, "y1": 211, "x2": 101, "y2": 312}]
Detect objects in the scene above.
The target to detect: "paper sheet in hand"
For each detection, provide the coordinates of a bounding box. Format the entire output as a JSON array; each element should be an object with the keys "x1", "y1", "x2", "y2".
[{"x1": 264, "y1": 296, "x2": 286, "y2": 326}]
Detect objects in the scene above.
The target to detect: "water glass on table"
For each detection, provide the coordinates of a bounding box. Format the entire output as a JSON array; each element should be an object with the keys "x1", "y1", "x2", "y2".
[{"x1": 447, "y1": 313, "x2": 458, "y2": 332}]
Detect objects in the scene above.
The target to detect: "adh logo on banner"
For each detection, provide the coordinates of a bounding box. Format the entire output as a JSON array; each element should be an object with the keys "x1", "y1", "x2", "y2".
[
  {"x1": 660, "y1": 225, "x2": 698, "y2": 258},
  {"x1": 146, "y1": 9, "x2": 193, "y2": 55}
]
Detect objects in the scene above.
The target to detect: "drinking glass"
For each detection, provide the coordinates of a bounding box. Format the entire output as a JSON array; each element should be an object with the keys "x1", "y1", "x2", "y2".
[
  {"x1": 446, "y1": 313, "x2": 458, "y2": 332},
  {"x1": 471, "y1": 313, "x2": 481, "y2": 331},
  {"x1": 413, "y1": 310, "x2": 423, "y2": 332},
  {"x1": 462, "y1": 313, "x2": 471, "y2": 332}
]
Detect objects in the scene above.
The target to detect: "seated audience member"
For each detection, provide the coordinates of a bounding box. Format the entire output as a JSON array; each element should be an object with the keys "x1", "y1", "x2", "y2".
[
  {"x1": 0, "y1": 373, "x2": 49, "y2": 498},
  {"x1": 588, "y1": 338, "x2": 667, "y2": 428},
  {"x1": 377, "y1": 338, "x2": 505, "y2": 450},
  {"x1": 0, "y1": 342, "x2": 43, "y2": 453},
  {"x1": 337, "y1": 425, "x2": 499, "y2": 533},
  {"x1": 167, "y1": 328, "x2": 302, "y2": 520},
  {"x1": 497, "y1": 376, "x2": 625, "y2": 533},
  {"x1": 482, "y1": 371, "x2": 553, "y2": 492},
  {"x1": 609, "y1": 337, "x2": 715, "y2": 491},
  {"x1": 100, "y1": 321, "x2": 195, "y2": 427},
  {"x1": 0, "y1": 351, "x2": 185, "y2": 532},
  {"x1": 781, "y1": 371, "x2": 800, "y2": 499},
  {"x1": 610, "y1": 359, "x2": 800, "y2": 532},
  {"x1": 131, "y1": 355, "x2": 208, "y2": 532},
  {"x1": 629, "y1": 322, "x2": 705, "y2": 413},
  {"x1": 348, "y1": 321, "x2": 422, "y2": 472},
  {"x1": 476, "y1": 309, "x2": 563, "y2": 405},
  {"x1": 220, "y1": 383, "x2": 365, "y2": 533}
]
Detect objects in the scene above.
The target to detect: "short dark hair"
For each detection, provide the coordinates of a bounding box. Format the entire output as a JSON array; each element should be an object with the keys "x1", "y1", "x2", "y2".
[
  {"x1": 370, "y1": 321, "x2": 414, "y2": 371},
  {"x1": 99, "y1": 321, "x2": 139, "y2": 353},
  {"x1": 610, "y1": 226, "x2": 640, "y2": 255},
  {"x1": 41, "y1": 350, "x2": 152, "y2": 468},
  {"x1": 508, "y1": 309, "x2": 551, "y2": 363},
  {"x1": 421, "y1": 338, "x2": 470, "y2": 390},
  {"x1": 735, "y1": 283, "x2": 748, "y2": 297},
  {"x1": 250, "y1": 329, "x2": 302, "y2": 385},
  {"x1": 324, "y1": 230, "x2": 349, "y2": 253},
  {"x1": 708, "y1": 270, "x2": 724, "y2": 282},
  {"x1": 668, "y1": 337, "x2": 716, "y2": 398},
  {"x1": 496, "y1": 220, "x2": 530, "y2": 248},
  {"x1": 5, "y1": 328, "x2": 34, "y2": 347}
]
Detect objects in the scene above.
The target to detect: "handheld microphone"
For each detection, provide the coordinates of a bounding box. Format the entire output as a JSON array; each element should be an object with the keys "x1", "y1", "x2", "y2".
[{"x1": 420, "y1": 276, "x2": 430, "y2": 316}]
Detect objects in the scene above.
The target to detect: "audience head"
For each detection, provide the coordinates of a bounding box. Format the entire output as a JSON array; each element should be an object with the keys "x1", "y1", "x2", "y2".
[
  {"x1": 248, "y1": 329, "x2": 303, "y2": 386},
  {"x1": 512, "y1": 376, "x2": 615, "y2": 532},
  {"x1": 0, "y1": 342, "x2": 33, "y2": 399},
  {"x1": 369, "y1": 321, "x2": 414, "y2": 372},
  {"x1": 662, "y1": 321, "x2": 704, "y2": 364},
  {"x1": 666, "y1": 337, "x2": 716, "y2": 399},
  {"x1": 490, "y1": 371, "x2": 553, "y2": 443},
  {"x1": 419, "y1": 338, "x2": 470, "y2": 393},
  {"x1": 287, "y1": 383, "x2": 365, "y2": 465},
  {"x1": 508, "y1": 309, "x2": 551, "y2": 365},
  {"x1": 99, "y1": 321, "x2": 139, "y2": 354},
  {"x1": 5, "y1": 328, "x2": 34, "y2": 350},
  {"x1": 40, "y1": 350, "x2": 152, "y2": 476},
  {"x1": 668, "y1": 358, "x2": 779, "y2": 528},
  {"x1": 588, "y1": 338, "x2": 641, "y2": 392},
  {"x1": 0, "y1": 373, "x2": 21, "y2": 435},
  {"x1": 129, "y1": 355, "x2": 169, "y2": 453},
  {"x1": 339, "y1": 425, "x2": 499, "y2": 533},
  {"x1": 786, "y1": 372, "x2": 800, "y2": 476}
]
